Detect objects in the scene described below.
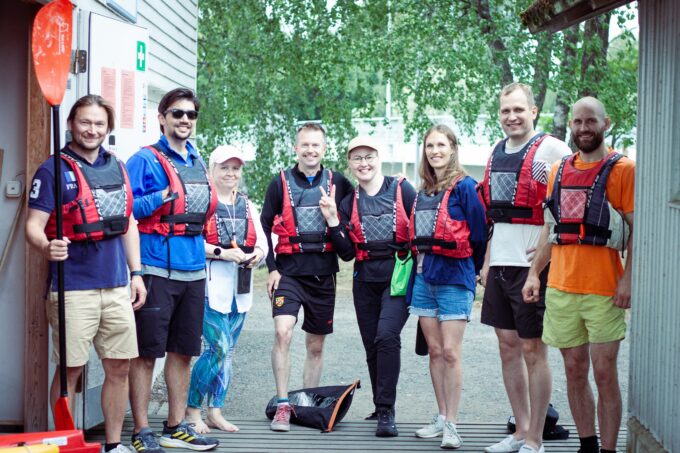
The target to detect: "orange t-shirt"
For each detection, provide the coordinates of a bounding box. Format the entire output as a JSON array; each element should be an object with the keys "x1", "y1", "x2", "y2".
[{"x1": 546, "y1": 152, "x2": 635, "y2": 296}]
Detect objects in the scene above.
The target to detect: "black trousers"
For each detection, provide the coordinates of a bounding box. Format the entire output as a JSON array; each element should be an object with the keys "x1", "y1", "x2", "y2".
[{"x1": 352, "y1": 280, "x2": 409, "y2": 408}]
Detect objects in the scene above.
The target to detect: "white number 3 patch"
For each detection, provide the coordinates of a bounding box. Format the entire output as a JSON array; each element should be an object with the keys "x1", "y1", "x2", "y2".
[{"x1": 29, "y1": 180, "x2": 41, "y2": 199}]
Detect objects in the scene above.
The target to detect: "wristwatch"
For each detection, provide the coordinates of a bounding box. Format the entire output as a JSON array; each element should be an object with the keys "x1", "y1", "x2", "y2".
[
  {"x1": 130, "y1": 270, "x2": 144, "y2": 278},
  {"x1": 213, "y1": 247, "x2": 222, "y2": 259}
]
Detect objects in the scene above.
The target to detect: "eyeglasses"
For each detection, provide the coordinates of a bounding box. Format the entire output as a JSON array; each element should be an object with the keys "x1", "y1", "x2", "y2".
[
  {"x1": 165, "y1": 109, "x2": 199, "y2": 120},
  {"x1": 349, "y1": 154, "x2": 377, "y2": 164}
]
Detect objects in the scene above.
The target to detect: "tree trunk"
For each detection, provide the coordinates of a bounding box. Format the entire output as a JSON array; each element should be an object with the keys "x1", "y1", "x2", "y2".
[
  {"x1": 553, "y1": 25, "x2": 580, "y2": 142},
  {"x1": 475, "y1": 0, "x2": 513, "y2": 88},
  {"x1": 533, "y1": 31, "x2": 553, "y2": 126},
  {"x1": 579, "y1": 13, "x2": 611, "y2": 98}
]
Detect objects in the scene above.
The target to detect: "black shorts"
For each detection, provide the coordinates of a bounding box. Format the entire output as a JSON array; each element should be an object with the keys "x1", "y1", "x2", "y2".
[
  {"x1": 272, "y1": 274, "x2": 336, "y2": 335},
  {"x1": 481, "y1": 266, "x2": 548, "y2": 339},
  {"x1": 135, "y1": 275, "x2": 205, "y2": 358}
]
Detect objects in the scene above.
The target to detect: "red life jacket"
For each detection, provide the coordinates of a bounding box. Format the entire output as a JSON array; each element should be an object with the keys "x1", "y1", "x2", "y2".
[
  {"x1": 45, "y1": 150, "x2": 133, "y2": 241},
  {"x1": 272, "y1": 168, "x2": 335, "y2": 254},
  {"x1": 546, "y1": 151, "x2": 629, "y2": 250},
  {"x1": 204, "y1": 193, "x2": 257, "y2": 253},
  {"x1": 137, "y1": 144, "x2": 218, "y2": 237},
  {"x1": 478, "y1": 133, "x2": 548, "y2": 225},
  {"x1": 347, "y1": 177, "x2": 410, "y2": 261},
  {"x1": 409, "y1": 178, "x2": 473, "y2": 258}
]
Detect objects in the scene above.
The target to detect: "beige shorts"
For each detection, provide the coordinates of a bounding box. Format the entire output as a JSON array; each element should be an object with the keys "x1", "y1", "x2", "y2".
[{"x1": 47, "y1": 286, "x2": 138, "y2": 367}]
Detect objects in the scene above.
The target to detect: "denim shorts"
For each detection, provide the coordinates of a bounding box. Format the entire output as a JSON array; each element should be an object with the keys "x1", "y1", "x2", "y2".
[{"x1": 409, "y1": 274, "x2": 474, "y2": 321}]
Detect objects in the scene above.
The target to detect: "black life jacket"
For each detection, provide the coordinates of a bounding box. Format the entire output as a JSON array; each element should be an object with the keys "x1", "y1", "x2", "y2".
[
  {"x1": 409, "y1": 177, "x2": 473, "y2": 258},
  {"x1": 204, "y1": 193, "x2": 257, "y2": 253},
  {"x1": 545, "y1": 151, "x2": 629, "y2": 251},
  {"x1": 272, "y1": 168, "x2": 335, "y2": 254},
  {"x1": 137, "y1": 144, "x2": 218, "y2": 237},
  {"x1": 45, "y1": 149, "x2": 133, "y2": 241},
  {"x1": 478, "y1": 133, "x2": 548, "y2": 225}
]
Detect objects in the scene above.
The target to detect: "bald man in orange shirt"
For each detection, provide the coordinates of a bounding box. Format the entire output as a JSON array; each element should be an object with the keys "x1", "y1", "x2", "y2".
[{"x1": 522, "y1": 97, "x2": 634, "y2": 453}]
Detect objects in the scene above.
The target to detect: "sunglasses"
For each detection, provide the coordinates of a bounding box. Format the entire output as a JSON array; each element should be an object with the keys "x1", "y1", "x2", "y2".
[{"x1": 164, "y1": 108, "x2": 199, "y2": 120}]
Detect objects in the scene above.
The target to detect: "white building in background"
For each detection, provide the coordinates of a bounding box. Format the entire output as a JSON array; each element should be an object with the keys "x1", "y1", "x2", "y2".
[
  {"x1": 352, "y1": 115, "x2": 494, "y2": 184},
  {"x1": 1, "y1": 0, "x2": 199, "y2": 432}
]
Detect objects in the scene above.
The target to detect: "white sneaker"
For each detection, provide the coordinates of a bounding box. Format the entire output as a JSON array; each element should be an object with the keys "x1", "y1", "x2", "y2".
[
  {"x1": 440, "y1": 421, "x2": 462, "y2": 449},
  {"x1": 518, "y1": 444, "x2": 545, "y2": 453},
  {"x1": 415, "y1": 414, "x2": 445, "y2": 438},
  {"x1": 103, "y1": 445, "x2": 134, "y2": 453},
  {"x1": 485, "y1": 435, "x2": 526, "y2": 452}
]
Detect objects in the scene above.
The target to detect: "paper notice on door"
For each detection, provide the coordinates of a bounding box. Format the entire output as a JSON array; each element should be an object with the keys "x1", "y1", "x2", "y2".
[
  {"x1": 120, "y1": 70, "x2": 135, "y2": 129},
  {"x1": 101, "y1": 67, "x2": 116, "y2": 112}
]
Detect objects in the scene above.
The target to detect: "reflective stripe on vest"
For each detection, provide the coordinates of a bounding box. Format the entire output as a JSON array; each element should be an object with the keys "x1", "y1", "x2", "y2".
[
  {"x1": 478, "y1": 133, "x2": 548, "y2": 225},
  {"x1": 409, "y1": 178, "x2": 473, "y2": 259},
  {"x1": 137, "y1": 145, "x2": 218, "y2": 237},
  {"x1": 348, "y1": 177, "x2": 409, "y2": 261},
  {"x1": 45, "y1": 150, "x2": 132, "y2": 241},
  {"x1": 546, "y1": 151, "x2": 629, "y2": 251},
  {"x1": 204, "y1": 193, "x2": 257, "y2": 252},
  {"x1": 272, "y1": 169, "x2": 335, "y2": 254}
]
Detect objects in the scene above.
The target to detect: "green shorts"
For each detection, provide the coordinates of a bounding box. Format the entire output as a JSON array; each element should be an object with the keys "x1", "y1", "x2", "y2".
[{"x1": 542, "y1": 287, "x2": 626, "y2": 349}]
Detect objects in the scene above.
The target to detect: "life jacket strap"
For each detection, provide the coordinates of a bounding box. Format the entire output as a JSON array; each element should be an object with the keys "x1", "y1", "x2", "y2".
[
  {"x1": 289, "y1": 233, "x2": 331, "y2": 244},
  {"x1": 411, "y1": 238, "x2": 458, "y2": 249},
  {"x1": 160, "y1": 213, "x2": 206, "y2": 224},
  {"x1": 554, "y1": 223, "x2": 612, "y2": 239},
  {"x1": 487, "y1": 206, "x2": 533, "y2": 222}
]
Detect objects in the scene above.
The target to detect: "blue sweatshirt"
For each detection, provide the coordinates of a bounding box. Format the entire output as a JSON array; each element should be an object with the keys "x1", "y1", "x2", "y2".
[
  {"x1": 125, "y1": 135, "x2": 207, "y2": 271},
  {"x1": 414, "y1": 176, "x2": 488, "y2": 294}
]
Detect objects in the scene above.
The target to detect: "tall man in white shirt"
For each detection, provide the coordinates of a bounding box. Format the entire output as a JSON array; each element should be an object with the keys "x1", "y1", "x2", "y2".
[{"x1": 478, "y1": 83, "x2": 571, "y2": 453}]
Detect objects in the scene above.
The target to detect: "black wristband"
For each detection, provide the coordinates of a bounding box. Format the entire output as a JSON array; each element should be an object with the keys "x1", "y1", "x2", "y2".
[{"x1": 130, "y1": 270, "x2": 144, "y2": 278}]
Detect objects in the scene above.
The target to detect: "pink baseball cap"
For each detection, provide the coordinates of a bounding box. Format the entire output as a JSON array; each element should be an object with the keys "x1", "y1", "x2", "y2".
[
  {"x1": 347, "y1": 135, "x2": 381, "y2": 154},
  {"x1": 209, "y1": 145, "x2": 245, "y2": 167}
]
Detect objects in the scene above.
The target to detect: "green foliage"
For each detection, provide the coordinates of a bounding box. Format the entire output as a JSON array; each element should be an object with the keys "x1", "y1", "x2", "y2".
[{"x1": 197, "y1": 0, "x2": 639, "y2": 201}]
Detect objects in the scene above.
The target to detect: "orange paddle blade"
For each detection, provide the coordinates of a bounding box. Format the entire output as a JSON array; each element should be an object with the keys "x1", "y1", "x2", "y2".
[
  {"x1": 54, "y1": 395, "x2": 76, "y2": 431},
  {"x1": 31, "y1": 0, "x2": 73, "y2": 106}
]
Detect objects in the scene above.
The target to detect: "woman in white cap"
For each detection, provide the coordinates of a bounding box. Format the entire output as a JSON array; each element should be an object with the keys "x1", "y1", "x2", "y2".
[
  {"x1": 319, "y1": 135, "x2": 416, "y2": 438},
  {"x1": 185, "y1": 145, "x2": 267, "y2": 433}
]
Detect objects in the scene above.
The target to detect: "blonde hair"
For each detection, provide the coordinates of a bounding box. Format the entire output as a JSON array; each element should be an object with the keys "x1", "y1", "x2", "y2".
[
  {"x1": 419, "y1": 124, "x2": 467, "y2": 194},
  {"x1": 500, "y1": 82, "x2": 535, "y2": 108}
]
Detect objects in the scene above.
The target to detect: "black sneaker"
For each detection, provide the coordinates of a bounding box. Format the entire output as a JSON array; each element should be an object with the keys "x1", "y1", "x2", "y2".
[
  {"x1": 375, "y1": 407, "x2": 398, "y2": 437},
  {"x1": 364, "y1": 411, "x2": 378, "y2": 421},
  {"x1": 131, "y1": 427, "x2": 164, "y2": 453},
  {"x1": 159, "y1": 421, "x2": 219, "y2": 451}
]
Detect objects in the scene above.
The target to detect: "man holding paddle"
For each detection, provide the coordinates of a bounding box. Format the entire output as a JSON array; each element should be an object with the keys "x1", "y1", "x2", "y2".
[{"x1": 26, "y1": 94, "x2": 146, "y2": 453}]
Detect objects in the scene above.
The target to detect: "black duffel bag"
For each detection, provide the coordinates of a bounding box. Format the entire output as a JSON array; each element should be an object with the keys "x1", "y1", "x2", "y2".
[
  {"x1": 266, "y1": 380, "x2": 360, "y2": 433},
  {"x1": 507, "y1": 403, "x2": 570, "y2": 440}
]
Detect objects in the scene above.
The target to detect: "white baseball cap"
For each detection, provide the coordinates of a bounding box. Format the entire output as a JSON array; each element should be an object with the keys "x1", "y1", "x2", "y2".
[
  {"x1": 347, "y1": 135, "x2": 381, "y2": 154},
  {"x1": 209, "y1": 145, "x2": 245, "y2": 167}
]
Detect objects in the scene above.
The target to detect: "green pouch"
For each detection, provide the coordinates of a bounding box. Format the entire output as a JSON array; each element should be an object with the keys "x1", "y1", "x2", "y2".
[{"x1": 390, "y1": 251, "x2": 413, "y2": 297}]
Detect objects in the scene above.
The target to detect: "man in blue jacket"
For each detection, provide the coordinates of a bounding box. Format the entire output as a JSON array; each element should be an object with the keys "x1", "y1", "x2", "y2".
[{"x1": 126, "y1": 88, "x2": 218, "y2": 453}]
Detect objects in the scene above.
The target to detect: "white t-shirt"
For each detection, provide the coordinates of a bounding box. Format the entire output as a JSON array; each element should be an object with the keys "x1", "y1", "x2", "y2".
[{"x1": 488, "y1": 135, "x2": 572, "y2": 267}]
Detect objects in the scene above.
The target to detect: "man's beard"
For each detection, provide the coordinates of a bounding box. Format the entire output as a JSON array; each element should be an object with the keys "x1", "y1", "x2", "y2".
[{"x1": 573, "y1": 129, "x2": 605, "y2": 154}]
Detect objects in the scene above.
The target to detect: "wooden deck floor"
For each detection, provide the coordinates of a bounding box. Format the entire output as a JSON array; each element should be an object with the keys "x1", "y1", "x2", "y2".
[{"x1": 86, "y1": 416, "x2": 627, "y2": 452}]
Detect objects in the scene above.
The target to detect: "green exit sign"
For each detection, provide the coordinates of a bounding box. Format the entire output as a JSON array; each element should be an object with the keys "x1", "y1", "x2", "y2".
[{"x1": 136, "y1": 41, "x2": 146, "y2": 71}]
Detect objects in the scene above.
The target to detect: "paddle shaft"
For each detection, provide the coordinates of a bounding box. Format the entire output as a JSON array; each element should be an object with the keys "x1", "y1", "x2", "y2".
[{"x1": 52, "y1": 105, "x2": 68, "y2": 397}]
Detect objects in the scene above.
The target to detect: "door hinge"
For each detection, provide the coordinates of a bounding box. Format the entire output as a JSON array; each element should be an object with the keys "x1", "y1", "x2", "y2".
[{"x1": 71, "y1": 49, "x2": 88, "y2": 74}]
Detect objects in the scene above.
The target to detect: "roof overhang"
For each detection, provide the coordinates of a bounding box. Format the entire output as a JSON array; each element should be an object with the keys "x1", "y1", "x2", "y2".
[{"x1": 521, "y1": 0, "x2": 635, "y2": 33}]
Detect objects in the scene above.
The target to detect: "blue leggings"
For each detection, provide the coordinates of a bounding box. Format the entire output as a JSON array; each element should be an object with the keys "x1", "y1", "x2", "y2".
[{"x1": 187, "y1": 298, "x2": 246, "y2": 408}]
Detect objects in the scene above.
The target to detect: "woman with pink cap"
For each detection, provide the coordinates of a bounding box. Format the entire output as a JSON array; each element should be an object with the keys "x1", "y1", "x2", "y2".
[{"x1": 186, "y1": 145, "x2": 267, "y2": 433}]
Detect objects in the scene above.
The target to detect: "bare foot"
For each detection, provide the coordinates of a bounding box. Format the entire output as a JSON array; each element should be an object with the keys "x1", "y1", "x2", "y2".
[
  {"x1": 207, "y1": 408, "x2": 239, "y2": 432},
  {"x1": 185, "y1": 407, "x2": 210, "y2": 434}
]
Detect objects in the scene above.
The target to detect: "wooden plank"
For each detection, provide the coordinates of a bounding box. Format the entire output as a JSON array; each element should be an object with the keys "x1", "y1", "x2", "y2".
[
  {"x1": 23, "y1": 6, "x2": 51, "y2": 432},
  {"x1": 86, "y1": 417, "x2": 627, "y2": 453}
]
